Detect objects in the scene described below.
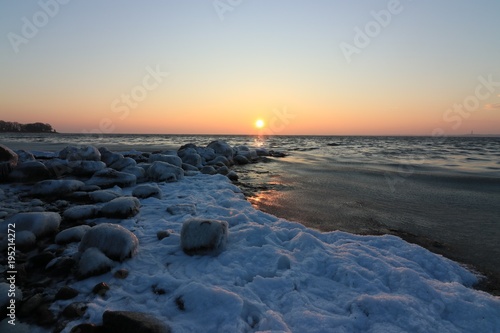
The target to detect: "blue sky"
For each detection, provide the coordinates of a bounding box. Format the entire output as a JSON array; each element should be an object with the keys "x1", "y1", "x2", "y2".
[{"x1": 1, "y1": 1, "x2": 499, "y2": 134}]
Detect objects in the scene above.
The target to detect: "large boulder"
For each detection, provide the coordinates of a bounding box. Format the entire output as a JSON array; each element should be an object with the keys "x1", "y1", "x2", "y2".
[
  {"x1": 110, "y1": 157, "x2": 137, "y2": 171},
  {"x1": 207, "y1": 140, "x2": 234, "y2": 161},
  {"x1": 55, "y1": 225, "x2": 92, "y2": 244},
  {"x1": 102, "y1": 311, "x2": 171, "y2": 333},
  {"x1": 180, "y1": 219, "x2": 228, "y2": 255},
  {"x1": 79, "y1": 223, "x2": 139, "y2": 261},
  {"x1": 148, "y1": 154, "x2": 182, "y2": 168},
  {"x1": 0, "y1": 144, "x2": 18, "y2": 180},
  {"x1": 146, "y1": 161, "x2": 184, "y2": 182},
  {"x1": 86, "y1": 168, "x2": 136, "y2": 188},
  {"x1": 60, "y1": 145, "x2": 101, "y2": 161},
  {"x1": 31, "y1": 179, "x2": 85, "y2": 197},
  {"x1": 99, "y1": 147, "x2": 124, "y2": 166}
]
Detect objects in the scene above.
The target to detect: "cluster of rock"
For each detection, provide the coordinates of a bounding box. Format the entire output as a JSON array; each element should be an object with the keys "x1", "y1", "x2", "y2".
[{"x1": 0, "y1": 141, "x2": 284, "y2": 332}]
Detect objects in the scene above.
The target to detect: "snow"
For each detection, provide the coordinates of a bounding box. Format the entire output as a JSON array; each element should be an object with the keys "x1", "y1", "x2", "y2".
[{"x1": 32, "y1": 173, "x2": 499, "y2": 333}]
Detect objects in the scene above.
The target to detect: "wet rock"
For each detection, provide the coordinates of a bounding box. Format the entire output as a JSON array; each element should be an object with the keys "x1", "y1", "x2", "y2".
[
  {"x1": 100, "y1": 197, "x2": 140, "y2": 218},
  {"x1": 180, "y1": 219, "x2": 228, "y2": 255},
  {"x1": 79, "y1": 223, "x2": 139, "y2": 261},
  {"x1": 86, "y1": 168, "x2": 136, "y2": 188},
  {"x1": 227, "y1": 171, "x2": 239, "y2": 181},
  {"x1": 207, "y1": 155, "x2": 231, "y2": 167},
  {"x1": 102, "y1": 310, "x2": 172, "y2": 333},
  {"x1": 234, "y1": 154, "x2": 250, "y2": 165},
  {"x1": 55, "y1": 286, "x2": 79, "y2": 300}
]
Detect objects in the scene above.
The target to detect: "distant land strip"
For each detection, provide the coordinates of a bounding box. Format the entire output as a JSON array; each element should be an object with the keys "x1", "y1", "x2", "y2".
[{"x1": 0, "y1": 120, "x2": 57, "y2": 133}]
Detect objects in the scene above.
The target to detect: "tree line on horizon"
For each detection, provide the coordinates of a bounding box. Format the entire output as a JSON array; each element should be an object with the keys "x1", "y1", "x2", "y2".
[{"x1": 0, "y1": 120, "x2": 57, "y2": 133}]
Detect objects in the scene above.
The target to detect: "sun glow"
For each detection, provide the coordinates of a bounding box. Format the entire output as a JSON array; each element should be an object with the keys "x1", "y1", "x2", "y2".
[{"x1": 255, "y1": 119, "x2": 265, "y2": 129}]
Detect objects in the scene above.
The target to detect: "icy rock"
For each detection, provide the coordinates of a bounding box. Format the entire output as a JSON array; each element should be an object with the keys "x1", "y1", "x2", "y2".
[
  {"x1": 227, "y1": 171, "x2": 238, "y2": 181},
  {"x1": 16, "y1": 230, "x2": 36, "y2": 249},
  {"x1": 196, "y1": 147, "x2": 216, "y2": 162},
  {"x1": 147, "y1": 161, "x2": 184, "y2": 182},
  {"x1": 79, "y1": 223, "x2": 139, "y2": 261},
  {"x1": 15, "y1": 149, "x2": 35, "y2": 163},
  {"x1": 70, "y1": 160, "x2": 106, "y2": 176},
  {"x1": 256, "y1": 148, "x2": 269, "y2": 156},
  {"x1": 182, "y1": 163, "x2": 199, "y2": 172},
  {"x1": 207, "y1": 140, "x2": 234, "y2": 161},
  {"x1": 200, "y1": 166, "x2": 217, "y2": 175},
  {"x1": 233, "y1": 154, "x2": 250, "y2": 165},
  {"x1": 61, "y1": 145, "x2": 101, "y2": 161},
  {"x1": 86, "y1": 168, "x2": 136, "y2": 188},
  {"x1": 148, "y1": 154, "x2": 183, "y2": 167},
  {"x1": 99, "y1": 147, "x2": 124, "y2": 166},
  {"x1": 110, "y1": 157, "x2": 137, "y2": 171},
  {"x1": 132, "y1": 183, "x2": 162, "y2": 199},
  {"x1": 8, "y1": 161, "x2": 51, "y2": 182},
  {"x1": 103, "y1": 310, "x2": 172, "y2": 333},
  {"x1": 78, "y1": 247, "x2": 115, "y2": 279},
  {"x1": 122, "y1": 166, "x2": 146, "y2": 182},
  {"x1": 166, "y1": 203, "x2": 196, "y2": 216},
  {"x1": 55, "y1": 225, "x2": 92, "y2": 244},
  {"x1": 0, "y1": 144, "x2": 18, "y2": 180},
  {"x1": 101, "y1": 197, "x2": 140, "y2": 218},
  {"x1": 4, "y1": 212, "x2": 61, "y2": 238},
  {"x1": 208, "y1": 155, "x2": 231, "y2": 167},
  {"x1": 93, "y1": 282, "x2": 110, "y2": 296},
  {"x1": 89, "y1": 189, "x2": 121, "y2": 203},
  {"x1": 31, "y1": 179, "x2": 85, "y2": 197},
  {"x1": 180, "y1": 219, "x2": 228, "y2": 255},
  {"x1": 43, "y1": 158, "x2": 72, "y2": 177},
  {"x1": 63, "y1": 205, "x2": 99, "y2": 221}
]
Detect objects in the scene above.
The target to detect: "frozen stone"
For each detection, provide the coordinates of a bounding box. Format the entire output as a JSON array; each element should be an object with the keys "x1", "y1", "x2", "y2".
[
  {"x1": 89, "y1": 189, "x2": 121, "y2": 203},
  {"x1": 70, "y1": 160, "x2": 106, "y2": 176},
  {"x1": 55, "y1": 225, "x2": 92, "y2": 244},
  {"x1": 110, "y1": 157, "x2": 137, "y2": 171},
  {"x1": 148, "y1": 154, "x2": 183, "y2": 168},
  {"x1": 4, "y1": 212, "x2": 61, "y2": 238},
  {"x1": 132, "y1": 183, "x2": 162, "y2": 199},
  {"x1": 101, "y1": 197, "x2": 140, "y2": 218},
  {"x1": 180, "y1": 219, "x2": 228, "y2": 255},
  {"x1": 86, "y1": 168, "x2": 136, "y2": 188},
  {"x1": 79, "y1": 223, "x2": 139, "y2": 261},
  {"x1": 61, "y1": 145, "x2": 101, "y2": 161},
  {"x1": 207, "y1": 140, "x2": 234, "y2": 161},
  {"x1": 63, "y1": 205, "x2": 99, "y2": 221},
  {"x1": 99, "y1": 147, "x2": 124, "y2": 166},
  {"x1": 78, "y1": 247, "x2": 115, "y2": 279},
  {"x1": 31, "y1": 179, "x2": 85, "y2": 197},
  {"x1": 146, "y1": 161, "x2": 184, "y2": 182},
  {"x1": 8, "y1": 161, "x2": 51, "y2": 182}
]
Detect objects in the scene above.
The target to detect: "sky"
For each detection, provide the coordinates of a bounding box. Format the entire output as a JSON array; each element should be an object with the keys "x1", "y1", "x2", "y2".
[{"x1": 1, "y1": 0, "x2": 500, "y2": 135}]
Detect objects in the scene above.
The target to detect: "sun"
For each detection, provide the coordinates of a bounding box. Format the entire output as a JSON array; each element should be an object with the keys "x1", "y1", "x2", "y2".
[{"x1": 255, "y1": 119, "x2": 265, "y2": 129}]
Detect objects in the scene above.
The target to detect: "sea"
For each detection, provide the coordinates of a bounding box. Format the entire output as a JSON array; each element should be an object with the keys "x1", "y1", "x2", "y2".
[{"x1": 2, "y1": 133, "x2": 500, "y2": 279}]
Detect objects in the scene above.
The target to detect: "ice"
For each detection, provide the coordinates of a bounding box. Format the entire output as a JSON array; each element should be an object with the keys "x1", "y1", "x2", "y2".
[{"x1": 30, "y1": 173, "x2": 497, "y2": 333}]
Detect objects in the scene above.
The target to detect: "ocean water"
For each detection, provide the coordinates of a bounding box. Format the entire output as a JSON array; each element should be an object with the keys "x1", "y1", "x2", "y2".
[{"x1": 2, "y1": 133, "x2": 500, "y2": 276}]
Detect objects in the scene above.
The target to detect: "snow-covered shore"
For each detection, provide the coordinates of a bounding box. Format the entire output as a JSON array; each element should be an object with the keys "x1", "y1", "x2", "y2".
[{"x1": 1, "y1": 143, "x2": 500, "y2": 332}]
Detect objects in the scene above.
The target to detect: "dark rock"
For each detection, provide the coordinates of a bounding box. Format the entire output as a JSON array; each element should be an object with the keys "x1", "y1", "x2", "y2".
[
  {"x1": 55, "y1": 286, "x2": 79, "y2": 300},
  {"x1": 46, "y1": 257, "x2": 76, "y2": 277},
  {"x1": 8, "y1": 161, "x2": 51, "y2": 182},
  {"x1": 156, "y1": 230, "x2": 171, "y2": 240},
  {"x1": 102, "y1": 310, "x2": 171, "y2": 333},
  {"x1": 180, "y1": 219, "x2": 228, "y2": 255},
  {"x1": 62, "y1": 302, "x2": 87, "y2": 318},
  {"x1": 70, "y1": 323, "x2": 103, "y2": 333},
  {"x1": 36, "y1": 303, "x2": 57, "y2": 326},
  {"x1": 207, "y1": 140, "x2": 234, "y2": 161},
  {"x1": 234, "y1": 154, "x2": 250, "y2": 165},
  {"x1": 132, "y1": 183, "x2": 162, "y2": 199},
  {"x1": 0, "y1": 143, "x2": 18, "y2": 180},
  {"x1": 113, "y1": 269, "x2": 129, "y2": 279},
  {"x1": 19, "y1": 293, "x2": 44, "y2": 317},
  {"x1": 227, "y1": 171, "x2": 239, "y2": 181},
  {"x1": 200, "y1": 165, "x2": 217, "y2": 175},
  {"x1": 110, "y1": 157, "x2": 137, "y2": 171},
  {"x1": 92, "y1": 282, "x2": 110, "y2": 297},
  {"x1": 27, "y1": 252, "x2": 56, "y2": 271}
]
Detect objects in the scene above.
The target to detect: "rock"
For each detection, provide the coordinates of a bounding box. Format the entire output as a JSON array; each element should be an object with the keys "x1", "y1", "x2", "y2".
[
  {"x1": 256, "y1": 148, "x2": 269, "y2": 156},
  {"x1": 156, "y1": 230, "x2": 170, "y2": 240},
  {"x1": 179, "y1": 152, "x2": 202, "y2": 168},
  {"x1": 227, "y1": 171, "x2": 238, "y2": 181},
  {"x1": 19, "y1": 293, "x2": 44, "y2": 318},
  {"x1": 31, "y1": 179, "x2": 85, "y2": 197},
  {"x1": 55, "y1": 286, "x2": 79, "y2": 300},
  {"x1": 146, "y1": 161, "x2": 184, "y2": 182},
  {"x1": 92, "y1": 282, "x2": 110, "y2": 296},
  {"x1": 46, "y1": 257, "x2": 76, "y2": 277},
  {"x1": 55, "y1": 225, "x2": 92, "y2": 244},
  {"x1": 61, "y1": 145, "x2": 101, "y2": 161},
  {"x1": 207, "y1": 155, "x2": 231, "y2": 167},
  {"x1": 15, "y1": 150, "x2": 35, "y2": 163},
  {"x1": 79, "y1": 223, "x2": 139, "y2": 261},
  {"x1": 110, "y1": 157, "x2": 137, "y2": 171},
  {"x1": 35, "y1": 303, "x2": 57, "y2": 326},
  {"x1": 100, "y1": 197, "x2": 140, "y2": 218},
  {"x1": 4, "y1": 212, "x2": 61, "y2": 238},
  {"x1": 102, "y1": 310, "x2": 171, "y2": 333},
  {"x1": 197, "y1": 147, "x2": 216, "y2": 162},
  {"x1": 182, "y1": 163, "x2": 200, "y2": 172},
  {"x1": 70, "y1": 160, "x2": 106, "y2": 176},
  {"x1": 27, "y1": 252, "x2": 56, "y2": 271},
  {"x1": 166, "y1": 204, "x2": 196, "y2": 216},
  {"x1": 89, "y1": 189, "x2": 121, "y2": 203},
  {"x1": 43, "y1": 158, "x2": 72, "y2": 178},
  {"x1": 78, "y1": 247, "x2": 115, "y2": 279},
  {"x1": 122, "y1": 166, "x2": 146, "y2": 182},
  {"x1": 207, "y1": 140, "x2": 234, "y2": 161},
  {"x1": 99, "y1": 147, "x2": 124, "y2": 166},
  {"x1": 8, "y1": 161, "x2": 51, "y2": 182},
  {"x1": 200, "y1": 166, "x2": 217, "y2": 175},
  {"x1": 62, "y1": 302, "x2": 87, "y2": 318},
  {"x1": 16, "y1": 231, "x2": 37, "y2": 250},
  {"x1": 132, "y1": 183, "x2": 162, "y2": 199},
  {"x1": 70, "y1": 323, "x2": 102, "y2": 333},
  {"x1": 269, "y1": 150, "x2": 287, "y2": 158},
  {"x1": 148, "y1": 154, "x2": 182, "y2": 168},
  {"x1": 63, "y1": 205, "x2": 99, "y2": 221},
  {"x1": 113, "y1": 269, "x2": 129, "y2": 279},
  {"x1": 0, "y1": 144, "x2": 18, "y2": 180},
  {"x1": 180, "y1": 219, "x2": 228, "y2": 255},
  {"x1": 233, "y1": 154, "x2": 250, "y2": 165},
  {"x1": 217, "y1": 165, "x2": 230, "y2": 175},
  {"x1": 86, "y1": 168, "x2": 136, "y2": 188}
]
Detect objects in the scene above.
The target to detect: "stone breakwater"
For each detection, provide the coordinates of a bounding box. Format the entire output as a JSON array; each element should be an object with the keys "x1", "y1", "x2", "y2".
[{"x1": 0, "y1": 140, "x2": 282, "y2": 332}]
